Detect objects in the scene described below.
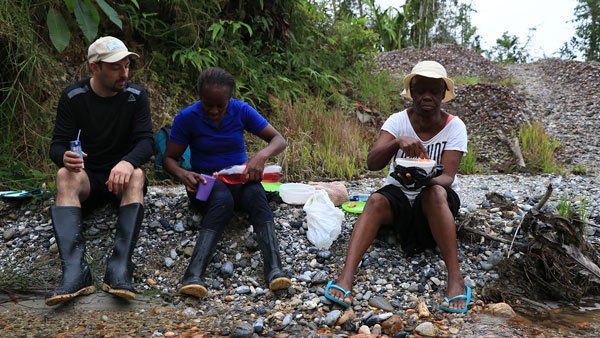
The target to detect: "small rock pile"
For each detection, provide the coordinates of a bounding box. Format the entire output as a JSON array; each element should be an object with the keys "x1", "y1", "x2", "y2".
[{"x1": 507, "y1": 59, "x2": 600, "y2": 169}]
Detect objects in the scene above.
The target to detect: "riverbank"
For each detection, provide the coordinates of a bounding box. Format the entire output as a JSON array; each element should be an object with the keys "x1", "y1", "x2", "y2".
[{"x1": 1, "y1": 173, "x2": 599, "y2": 337}]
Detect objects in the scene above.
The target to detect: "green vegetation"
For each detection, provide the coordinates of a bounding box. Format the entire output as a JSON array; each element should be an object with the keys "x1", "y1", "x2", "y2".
[
  {"x1": 1, "y1": 1, "x2": 596, "y2": 190},
  {"x1": 560, "y1": 0, "x2": 600, "y2": 61},
  {"x1": 452, "y1": 76, "x2": 482, "y2": 86},
  {"x1": 518, "y1": 122, "x2": 561, "y2": 174},
  {"x1": 498, "y1": 77, "x2": 517, "y2": 87},
  {"x1": 558, "y1": 194, "x2": 591, "y2": 223},
  {"x1": 572, "y1": 163, "x2": 588, "y2": 175},
  {"x1": 0, "y1": 1, "x2": 62, "y2": 191},
  {"x1": 46, "y1": 0, "x2": 124, "y2": 52},
  {"x1": 459, "y1": 143, "x2": 479, "y2": 174},
  {"x1": 485, "y1": 30, "x2": 533, "y2": 63}
]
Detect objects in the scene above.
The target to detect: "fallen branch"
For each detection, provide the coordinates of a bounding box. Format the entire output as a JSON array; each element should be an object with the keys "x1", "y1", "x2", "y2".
[
  {"x1": 462, "y1": 224, "x2": 520, "y2": 246},
  {"x1": 534, "y1": 183, "x2": 553, "y2": 211},
  {"x1": 496, "y1": 130, "x2": 526, "y2": 170}
]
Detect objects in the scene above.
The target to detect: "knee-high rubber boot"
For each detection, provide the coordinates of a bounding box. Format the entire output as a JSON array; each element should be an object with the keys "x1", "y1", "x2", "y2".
[
  {"x1": 102, "y1": 203, "x2": 143, "y2": 300},
  {"x1": 45, "y1": 206, "x2": 95, "y2": 306},
  {"x1": 254, "y1": 221, "x2": 291, "y2": 291},
  {"x1": 179, "y1": 229, "x2": 220, "y2": 298}
]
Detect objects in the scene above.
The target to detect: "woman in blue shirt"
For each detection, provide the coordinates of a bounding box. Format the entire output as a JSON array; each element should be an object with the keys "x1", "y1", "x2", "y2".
[{"x1": 163, "y1": 67, "x2": 290, "y2": 298}]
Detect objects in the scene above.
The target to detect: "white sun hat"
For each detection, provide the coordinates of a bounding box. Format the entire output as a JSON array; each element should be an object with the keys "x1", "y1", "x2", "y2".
[
  {"x1": 87, "y1": 36, "x2": 139, "y2": 63},
  {"x1": 401, "y1": 60, "x2": 455, "y2": 103}
]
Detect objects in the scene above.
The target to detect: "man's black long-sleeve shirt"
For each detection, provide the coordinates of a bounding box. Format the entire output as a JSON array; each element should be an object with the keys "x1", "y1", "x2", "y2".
[{"x1": 50, "y1": 78, "x2": 154, "y2": 172}]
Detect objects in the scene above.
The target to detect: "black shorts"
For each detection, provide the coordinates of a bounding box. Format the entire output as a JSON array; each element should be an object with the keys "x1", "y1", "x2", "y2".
[
  {"x1": 82, "y1": 168, "x2": 148, "y2": 211},
  {"x1": 375, "y1": 184, "x2": 460, "y2": 256}
]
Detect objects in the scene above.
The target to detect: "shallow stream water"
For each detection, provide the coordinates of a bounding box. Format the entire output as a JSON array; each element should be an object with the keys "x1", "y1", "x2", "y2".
[{"x1": 463, "y1": 299, "x2": 600, "y2": 337}]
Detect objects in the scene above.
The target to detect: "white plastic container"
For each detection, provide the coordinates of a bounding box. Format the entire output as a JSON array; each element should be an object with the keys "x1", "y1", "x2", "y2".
[
  {"x1": 395, "y1": 158, "x2": 436, "y2": 173},
  {"x1": 279, "y1": 183, "x2": 315, "y2": 205}
]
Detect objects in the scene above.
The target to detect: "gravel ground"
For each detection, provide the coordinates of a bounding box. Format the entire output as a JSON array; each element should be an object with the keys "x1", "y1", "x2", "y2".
[{"x1": 1, "y1": 46, "x2": 599, "y2": 337}]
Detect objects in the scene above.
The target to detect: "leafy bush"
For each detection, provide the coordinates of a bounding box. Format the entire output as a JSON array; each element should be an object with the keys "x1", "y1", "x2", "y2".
[{"x1": 46, "y1": 0, "x2": 124, "y2": 52}]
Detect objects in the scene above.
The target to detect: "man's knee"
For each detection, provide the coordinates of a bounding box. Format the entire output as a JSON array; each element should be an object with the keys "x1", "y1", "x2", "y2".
[
  {"x1": 128, "y1": 169, "x2": 145, "y2": 191},
  {"x1": 56, "y1": 168, "x2": 87, "y2": 193}
]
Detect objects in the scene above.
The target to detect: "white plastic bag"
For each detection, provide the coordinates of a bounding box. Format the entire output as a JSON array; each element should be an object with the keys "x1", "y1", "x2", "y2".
[{"x1": 303, "y1": 189, "x2": 344, "y2": 249}]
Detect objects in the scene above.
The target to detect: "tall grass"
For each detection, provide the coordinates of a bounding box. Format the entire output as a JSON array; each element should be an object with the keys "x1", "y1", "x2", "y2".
[
  {"x1": 0, "y1": 1, "x2": 62, "y2": 190},
  {"x1": 558, "y1": 194, "x2": 591, "y2": 223},
  {"x1": 518, "y1": 122, "x2": 561, "y2": 174},
  {"x1": 350, "y1": 67, "x2": 403, "y2": 117},
  {"x1": 459, "y1": 143, "x2": 479, "y2": 174},
  {"x1": 268, "y1": 97, "x2": 378, "y2": 181}
]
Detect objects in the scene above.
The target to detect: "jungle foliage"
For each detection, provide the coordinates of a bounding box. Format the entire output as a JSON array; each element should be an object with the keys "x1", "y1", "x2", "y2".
[
  {"x1": 560, "y1": 0, "x2": 600, "y2": 61},
  {"x1": 0, "y1": 0, "x2": 482, "y2": 189},
  {"x1": 0, "y1": 0, "x2": 589, "y2": 190}
]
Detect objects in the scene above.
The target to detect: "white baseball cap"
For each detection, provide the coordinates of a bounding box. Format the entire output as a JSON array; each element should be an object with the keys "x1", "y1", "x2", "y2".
[{"x1": 87, "y1": 36, "x2": 139, "y2": 63}]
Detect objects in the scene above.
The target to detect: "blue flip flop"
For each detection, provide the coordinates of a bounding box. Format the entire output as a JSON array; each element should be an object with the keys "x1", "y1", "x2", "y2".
[
  {"x1": 439, "y1": 285, "x2": 472, "y2": 314},
  {"x1": 324, "y1": 280, "x2": 351, "y2": 308}
]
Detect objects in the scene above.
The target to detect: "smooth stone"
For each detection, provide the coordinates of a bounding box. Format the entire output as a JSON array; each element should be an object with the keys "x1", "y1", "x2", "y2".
[
  {"x1": 324, "y1": 310, "x2": 341, "y2": 327},
  {"x1": 486, "y1": 302, "x2": 517, "y2": 318},
  {"x1": 415, "y1": 322, "x2": 436, "y2": 337},
  {"x1": 230, "y1": 321, "x2": 253, "y2": 338},
  {"x1": 253, "y1": 317, "x2": 265, "y2": 333},
  {"x1": 317, "y1": 250, "x2": 332, "y2": 259},
  {"x1": 358, "y1": 325, "x2": 370, "y2": 334},
  {"x1": 183, "y1": 246, "x2": 194, "y2": 257},
  {"x1": 311, "y1": 270, "x2": 328, "y2": 284},
  {"x1": 174, "y1": 223, "x2": 185, "y2": 232},
  {"x1": 236, "y1": 285, "x2": 251, "y2": 294},
  {"x1": 273, "y1": 313, "x2": 293, "y2": 331},
  {"x1": 181, "y1": 307, "x2": 196, "y2": 316},
  {"x1": 3, "y1": 228, "x2": 17, "y2": 241},
  {"x1": 365, "y1": 313, "x2": 393, "y2": 326},
  {"x1": 164, "y1": 257, "x2": 174, "y2": 268},
  {"x1": 368, "y1": 296, "x2": 394, "y2": 312},
  {"x1": 480, "y1": 262, "x2": 494, "y2": 270},
  {"x1": 337, "y1": 308, "x2": 355, "y2": 326},
  {"x1": 221, "y1": 261, "x2": 234, "y2": 276}
]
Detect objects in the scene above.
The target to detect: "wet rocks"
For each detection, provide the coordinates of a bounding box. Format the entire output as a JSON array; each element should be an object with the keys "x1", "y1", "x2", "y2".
[{"x1": 485, "y1": 302, "x2": 517, "y2": 318}]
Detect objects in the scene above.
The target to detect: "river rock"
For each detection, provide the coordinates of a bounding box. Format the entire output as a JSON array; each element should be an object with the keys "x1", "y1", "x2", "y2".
[
  {"x1": 485, "y1": 302, "x2": 517, "y2": 318},
  {"x1": 368, "y1": 296, "x2": 394, "y2": 311},
  {"x1": 415, "y1": 322, "x2": 436, "y2": 337},
  {"x1": 230, "y1": 321, "x2": 253, "y2": 338},
  {"x1": 325, "y1": 310, "x2": 341, "y2": 327},
  {"x1": 417, "y1": 302, "x2": 431, "y2": 318}
]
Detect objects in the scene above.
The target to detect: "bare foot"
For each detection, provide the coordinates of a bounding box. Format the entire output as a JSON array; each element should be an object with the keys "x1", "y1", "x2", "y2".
[
  {"x1": 441, "y1": 276, "x2": 468, "y2": 311},
  {"x1": 327, "y1": 277, "x2": 354, "y2": 306}
]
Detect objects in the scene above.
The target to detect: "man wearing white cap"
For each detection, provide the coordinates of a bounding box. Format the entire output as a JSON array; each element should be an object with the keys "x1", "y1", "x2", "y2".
[
  {"x1": 46, "y1": 36, "x2": 153, "y2": 305},
  {"x1": 326, "y1": 61, "x2": 471, "y2": 314}
]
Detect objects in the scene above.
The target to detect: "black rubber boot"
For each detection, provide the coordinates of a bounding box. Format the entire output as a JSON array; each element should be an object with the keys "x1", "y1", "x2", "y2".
[
  {"x1": 45, "y1": 206, "x2": 95, "y2": 306},
  {"x1": 254, "y1": 221, "x2": 291, "y2": 291},
  {"x1": 102, "y1": 203, "x2": 143, "y2": 300},
  {"x1": 179, "y1": 229, "x2": 220, "y2": 298}
]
